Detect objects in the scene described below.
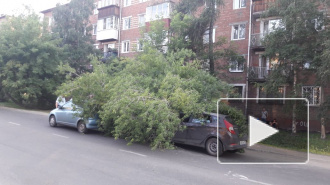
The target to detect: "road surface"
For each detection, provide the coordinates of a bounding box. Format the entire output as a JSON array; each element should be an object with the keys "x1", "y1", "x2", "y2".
[{"x1": 1, "y1": 107, "x2": 329, "y2": 185}]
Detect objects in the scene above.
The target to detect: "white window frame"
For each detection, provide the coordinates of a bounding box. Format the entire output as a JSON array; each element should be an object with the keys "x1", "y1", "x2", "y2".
[
  {"x1": 231, "y1": 23, "x2": 246, "y2": 40},
  {"x1": 122, "y1": 40, "x2": 130, "y2": 53},
  {"x1": 124, "y1": 0, "x2": 131, "y2": 7},
  {"x1": 138, "y1": 14, "x2": 146, "y2": 27},
  {"x1": 203, "y1": 28, "x2": 216, "y2": 44},
  {"x1": 123, "y1": 17, "x2": 131, "y2": 30},
  {"x1": 48, "y1": 16, "x2": 53, "y2": 26},
  {"x1": 229, "y1": 60, "x2": 244, "y2": 72},
  {"x1": 302, "y1": 86, "x2": 321, "y2": 106},
  {"x1": 92, "y1": 24, "x2": 97, "y2": 35},
  {"x1": 94, "y1": 3, "x2": 98, "y2": 15},
  {"x1": 94, "y1": 44, "x2": 99, "y2": 49},
  {"x1": 233, "y1": 0, "x2": 246, "y2": 9},
  {"x1": 146, "y1": 2, "x2": 170, "y2": 21},
  {"x1": 139, "y1": 0, "x2": 148, "y2": 2}
]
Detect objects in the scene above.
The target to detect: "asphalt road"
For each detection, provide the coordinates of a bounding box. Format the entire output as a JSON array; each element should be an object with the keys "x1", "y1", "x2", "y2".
[{"x1": 1, "y1": 107, "x2": 330, "y2": 185}]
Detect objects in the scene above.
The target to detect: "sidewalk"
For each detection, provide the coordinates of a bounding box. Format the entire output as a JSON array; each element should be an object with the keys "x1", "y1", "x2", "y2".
[{"x1": 247, "y1": 143, "x2": 330, "y2": 168}]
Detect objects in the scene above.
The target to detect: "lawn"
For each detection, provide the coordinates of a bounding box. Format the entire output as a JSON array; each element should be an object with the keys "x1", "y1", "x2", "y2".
[
  {"x1": 0, "y1": 101, "x2": 51, "y2": 113},
  {"x1": 261, "y1": 130, "x2": 330, "y2": 156}
]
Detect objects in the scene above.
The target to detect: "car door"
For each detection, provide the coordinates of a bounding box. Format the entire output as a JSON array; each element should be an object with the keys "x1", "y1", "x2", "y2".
[
  {"x1": 56, "y1": 102, "x2": 71, "y2": 123},
  {"x1": 64, "y1": 102, "x2": 80, "y2": 126},
  {"x1": 173, "y1": 116, "x2": 190, "y2": 143},
  {"x1": 185, "y1": 114, "x2": 212, "y2": 145}
]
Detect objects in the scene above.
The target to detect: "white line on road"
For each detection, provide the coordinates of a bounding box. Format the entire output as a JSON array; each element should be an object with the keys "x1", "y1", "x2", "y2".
[
  {"x1": 8, "y1": 122, "x2": 21, "y2": 126},
  {"x1": 119, "y1": 149, "x2": 147, "y2": 157},
  {"x1": 52, "y1": 134, "x2": 69, "y2": 139},
  {"x1": 232, "y1": 173, "x2": 272, "y2": 185}
]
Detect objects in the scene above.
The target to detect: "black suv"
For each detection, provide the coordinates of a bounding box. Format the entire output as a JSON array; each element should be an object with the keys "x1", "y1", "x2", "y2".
[{"x1": 172, "y1": 113, "x2": 247, "y2": 156}]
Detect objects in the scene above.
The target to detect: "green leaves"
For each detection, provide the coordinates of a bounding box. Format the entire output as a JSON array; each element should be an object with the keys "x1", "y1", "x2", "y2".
[
  {"x1": 52, "y1": 0, "x2": 99, "y2": 75},
  {"x1": 0, "y1": 11, "x2": 65, "y2": 109},
  {"x1": 58, "y1": 47, "x2": 231, "y2": 149}
]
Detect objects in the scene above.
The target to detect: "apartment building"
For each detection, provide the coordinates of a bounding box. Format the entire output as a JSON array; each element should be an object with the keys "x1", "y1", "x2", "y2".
[
  {"x1": 247, "y1": 0, "x2": 330, "y2": 132},
  {"x1": 41, "y1": 0, "x2": 329, "y2": 132}
]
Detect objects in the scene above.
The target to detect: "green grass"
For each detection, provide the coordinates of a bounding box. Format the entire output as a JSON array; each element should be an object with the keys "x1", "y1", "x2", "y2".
[
  {"x1": 261, "y1": 130, "x2": 330, "y2": 156},
  {"x1": 0, "y1": 101, "x2": 51, "y2": 113},
  {"x1": 309, "y1": 133, "x2": 330, "y2": 155},
  {"x1": 0, "y1": 101, "x2": 24, "y2": 109}
]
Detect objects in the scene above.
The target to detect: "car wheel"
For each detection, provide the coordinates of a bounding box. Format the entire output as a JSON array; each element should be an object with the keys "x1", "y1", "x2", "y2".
[
  {"x1": 206, "y1": 138, "x2": 223, "y2": 156},
  {"x1": 77, "y1": 121, "x2": 87, "y2": 134},
  {"x1": 49, "y1": 115, "x2": 57, "y2": 127}
]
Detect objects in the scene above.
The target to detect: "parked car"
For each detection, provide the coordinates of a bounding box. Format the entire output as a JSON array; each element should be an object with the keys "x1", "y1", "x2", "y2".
[
  {"x1": 172, "y1": 113, "x2": 247, "y2": 156},
  {"x1": 48, "y1": 101, "x2": 98, "y2": 133}
]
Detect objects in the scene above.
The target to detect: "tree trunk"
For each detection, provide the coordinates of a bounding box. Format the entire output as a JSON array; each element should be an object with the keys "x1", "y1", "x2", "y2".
[
  {"x1": 208, "y1": 0, "x2": 215, "y2": 75},
  {"x1": 292, "y1": 66, "x2": 297, "y2": 134},
  {"x1": 321, "y1": 117, "x2": 326, "y2": 139}
]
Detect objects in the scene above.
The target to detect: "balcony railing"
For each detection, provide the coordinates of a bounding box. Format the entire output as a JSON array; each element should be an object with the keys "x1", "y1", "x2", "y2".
[
  {"x1": 250, "y1": 33, "x2": 265, "y2": 48},
  {"x1": 248, "y1": 67, "x2": 269, "y2": 80},
  {"x1": 96, "y1": 29, "x2": 118, "y2": 41}
]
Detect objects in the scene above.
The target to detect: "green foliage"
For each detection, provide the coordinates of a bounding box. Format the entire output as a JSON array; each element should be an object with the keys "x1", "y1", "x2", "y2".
[
  {"x1": 0, "y1": 11, "x2": 65, "y2": 109},
  {"x1": 262, "y1": 0, "x2": 330, "y2": 127},
  {"x1": 171, "y1": 0, "x2": 226, "y2": 74},
  {"x1": 218, "y1": 102, "x2": 248, "y2": 137},
  {"x1": 58, "y1": 46, "x2": 233, "y2": 149},
  {"x1": 52, "y1": 0, "x2": 99, "y2": 75}
]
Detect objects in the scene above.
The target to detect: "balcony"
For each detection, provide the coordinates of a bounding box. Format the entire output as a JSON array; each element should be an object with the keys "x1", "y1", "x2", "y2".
[
  {"x1": 96, "y1": 29, "x2": 118, "y2": 41},
  {"x1": 250, "y1": 33, "x2": 265, "y2": 49},
  {"x1": 248, "y1": 67, "x2": 269, "y2": 81},
  {"x1": 252, "y1": 0, "x2": 277, "y2": 17},
  {"x1": 98, "y1": 0, "x2": 119, "y2": 8}
]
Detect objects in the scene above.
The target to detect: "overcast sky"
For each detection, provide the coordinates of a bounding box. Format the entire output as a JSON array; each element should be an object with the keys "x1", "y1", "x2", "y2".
[{"x1": 0, "y1": 0, "x2": 70, "y2": 15}]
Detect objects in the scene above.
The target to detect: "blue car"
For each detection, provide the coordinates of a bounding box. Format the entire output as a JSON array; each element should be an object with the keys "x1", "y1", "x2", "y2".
[{"x1": 49, "y1": 101, "x2": 98, "y2": 133}]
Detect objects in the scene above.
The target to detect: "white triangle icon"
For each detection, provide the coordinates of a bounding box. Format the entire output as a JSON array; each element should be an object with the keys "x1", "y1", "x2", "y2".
[{"x1": 249, "y1": 116, "x2": 279, "y2": 147}]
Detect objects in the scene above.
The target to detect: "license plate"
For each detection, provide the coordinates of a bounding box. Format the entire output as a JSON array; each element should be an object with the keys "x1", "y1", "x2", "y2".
[{"x1": 240, "y1": 141, "x2": 247, "y2": 145}]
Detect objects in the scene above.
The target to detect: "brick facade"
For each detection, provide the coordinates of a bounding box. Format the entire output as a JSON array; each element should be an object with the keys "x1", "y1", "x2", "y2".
[{"x1": 40, "y1": 0, "x2": 329, "y2": 132}]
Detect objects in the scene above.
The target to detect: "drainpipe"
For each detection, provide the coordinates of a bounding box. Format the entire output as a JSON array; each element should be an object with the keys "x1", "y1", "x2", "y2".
[
  {"x1": 245, "y1": 0, "x2": 253, "y2": 116},
  {"x1": 118, "y1": 0, "x2": 123, "y2": 58}
]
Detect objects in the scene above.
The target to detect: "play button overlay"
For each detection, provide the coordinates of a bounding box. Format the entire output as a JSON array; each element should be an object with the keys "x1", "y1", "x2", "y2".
[
  {"x1": 249, "y1": 116, "x2": 278, "y2": 147},
  {"x1": 217, "y1": 98, "x2": 309, "y2": 164}
]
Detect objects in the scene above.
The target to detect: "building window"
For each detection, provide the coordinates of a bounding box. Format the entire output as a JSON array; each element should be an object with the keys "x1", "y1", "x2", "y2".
[
  {"x1": 312, "y1": 18, "x2": 324, "y2": 31},
  {"x1": 94, "y1": 44, "x2": 99, "y2": 49},
  {"x1": 137, "y1": 40, "x2": 143, "y2": 51},
  {"x1": 98, "y1": 16, "x2": 118, "y2": 31},
  {"x1": 93, "y1": 3, "x2": 98, "y2": 14},
  {"x1": 48, "y1": 16, "x2": 53, "y2": 26},
  {"x1": 258, "y1": 86, "x2": 285, "y2": 104},
  {"x1": 203, "y1": 28, "x2": 216, "y2": 44},
  {"x1": 233, "y1": 0, "x2": 246, "y2": 9},
  {"x1": 123, "y1": 17, "x2": 131, "y2": 30},
  {"x1": 138, "y1": 14, "x2": 146, "y2": 27},
  {"x1": 98, "y1": 0, "x2": 119, "y2": 8},
  {"x1": 92, "y1": 24, "x2": 97, "y2": 35},
  {"x1": 302, "y1": 86, "x2": 321, "y2": 105},
  {"x1": 124, "y1": 0, "x2": 131, "y2": 7},
  {"x1": 205, "y1": 0, "x2": 217, "y2": 9},
  {"x1": 229, "y1": 60, "x2": 244, "y2": 72},
  {"x1": 140, "y1": 0, "x2": 148, "y2": 2},
  {"x1": 146, "y1": 2, "x2": 170, "y2": 21},
  {"x1": 122, "y1": 41, "x2": 130, "y2": 53},
  {"x1": 232, "y1": 24, "x2": 245, "y2": 40}
]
